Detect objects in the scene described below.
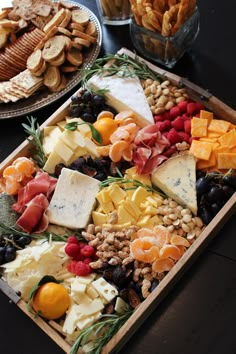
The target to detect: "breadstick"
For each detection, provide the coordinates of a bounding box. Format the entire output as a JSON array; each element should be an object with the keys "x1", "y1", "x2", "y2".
[
  {"x1": 171, "y1": 0, "x2": 192, "y2": 35},
  {"x1": 161, "y1": 3, "x2": 179, "y2": 36}
]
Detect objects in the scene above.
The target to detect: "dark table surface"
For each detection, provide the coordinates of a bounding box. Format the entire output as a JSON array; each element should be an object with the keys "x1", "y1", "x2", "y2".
[{"x1": 0, "y1": 1, "x2": 236, "y2": 354}]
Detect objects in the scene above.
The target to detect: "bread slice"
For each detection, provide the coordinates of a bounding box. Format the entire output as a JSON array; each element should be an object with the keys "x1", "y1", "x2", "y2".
[
  {"x1": 61, "y1": 65, "x2": 77, "y2": 73},
  {"x1": 0, "y1": 29, "x2": 8, "y2": 49},
  {"x1": 85, "y1": 21, "x2": 97, "y2": 37},
  {"x1": 71, "y1": 9, "x2": 89, "y2": 26},
  {"x1": 43, "y1": 8, "x2": 66, "y2": 33},
  {"x1": 42, "y1": 35, "x2": 66, "y2": 62},
  {"x1": 72, "y1": 37, "x2": 90, "y2": 48},
  {"x1": 72, "y1": 29, "x2": 97, "y2": 44},
  {"x1": 50, "y1": 50, "x2": 66, "y2": 66},
  {"x1": 43, "y1": 65, "x2": 61, "y2": 90},
  {"x1": 68, "y1": 21, "x2": 84, "y2": 32},
  {"x1": 66, "y1": 47, "x2": 83, "y2": 66},
  {"x1": 27, "y1": 49, "x2": 43, "y2": 73},
  {"x1": 33, "y1": 60, "x2": 47, "y2": 77},
  {"x1": 59, "y1": 8, "x2": 72, "y2": 28}
]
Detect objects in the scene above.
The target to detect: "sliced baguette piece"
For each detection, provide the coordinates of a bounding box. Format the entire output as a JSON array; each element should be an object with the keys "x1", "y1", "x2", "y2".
[
  {"x1": 50, "y1": 50, "x2": 66, "y2": 66},
  {"x1": 42, "y1": 35, "x2": 66, "y2": 62},
  {"x1": 72, "y1": 37, "x2": 90, "y2": 48},
  {"x1": 66, "y1": 47, "x2": 83, "y2": 66},
  {"x1": 59, "y1": 8, "x2": 72, "y2": 28},
  {"x1": 43, "y1": 8, "x2": 66, "y2": 33},
  {"x1": 71, "y1": 9, "x2": 89, "y2": 26},
  {"x1": 27, "y1": 49, "x2": 43, "y2": 73},
  {"x1": 61, "y1": 65, "x2": 78, "y2": 73},
  {"x1": 72, "y1": 29, "x2": 97, "y2": 44},
  {"x1": 34, "y1": 26, "x2": 57, "y2": 51},
  {"x1": 59, "y1": 1, "x2": 75, "y2": 10},
  {"x1": 71, "y1": 41, "x2": 82, "y2": 50},
  {"x1": 68, "y1": 21, "x2": 84, "y2": 32},
  {"x1": 43, "y1": 65, "x2": 61, "y2": 90},
  {"x1": 33, "y1": 60, "x2": 47, "y2": 77},
  {"x1": 57, "y1": 26, "x2": 72, "y2": 37},
  {"x1": 85, "y1": 21, "x2": 97, "y2": 37},
  {"x1": 50, "y1": 74, "x2": 67, "y2": 92}
]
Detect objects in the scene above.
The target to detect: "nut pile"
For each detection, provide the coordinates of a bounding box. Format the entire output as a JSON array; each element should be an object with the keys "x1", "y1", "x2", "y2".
[{"x1": 142, "y1": 79, "x2": 189, "y2": 115}]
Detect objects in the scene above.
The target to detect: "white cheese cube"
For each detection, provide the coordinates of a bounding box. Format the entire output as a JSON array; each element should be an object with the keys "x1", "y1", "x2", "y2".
[
  {"x1": 114, "y1": 297, "x2": 130, "y2": 314},
  {"x1": 72, "y1": 293, "x2": 92, "y2": 305},
  {"x1": 86, "y1": 285, "x2": 99, "y2": 299},
  {"x1": 71, "y1": 280, "x2": 86, "y2": 294},
  {"x1": 53, "y1": 139, "x2": 74, "y2": 164},
  {"x1": 76, "y1": 274, "x2": 96, "y2": 284},
  {"x1": 76, "y1": 312, "x2": 102, "y2": 330},
  {"x1": 43, "y1": 151, "x2": 62, "y2": 174},
  {"x1": 91, "y1": 278, "x2": 118, "y2": 303},
  {"x1": 60, "y1": 130, "x2": 86, "y2": 150},
  {"x1": 63, "y1": 304, "x2": 80, "y2": 335},
  {"x1": 47, "y1": 168, "x2": 100, "y2": 229},
  {"x1": 77, "y1": 298, "x2": 104, "y2": 316},
  {"x1": 84, "y1": 137, "x2": 100, "y2": 157}
]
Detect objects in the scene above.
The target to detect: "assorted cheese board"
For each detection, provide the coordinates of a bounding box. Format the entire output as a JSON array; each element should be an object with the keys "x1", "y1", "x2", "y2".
[{"x1": 0, "y1": 47, "x2": 236, "y2": 354}]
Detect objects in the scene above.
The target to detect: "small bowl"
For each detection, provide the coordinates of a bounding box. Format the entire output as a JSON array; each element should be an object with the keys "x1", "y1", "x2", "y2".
[
  {"x1": 96, "y1": 0, "x2": 131, "y2": 25},
  {"x1": 130, "y1": 7, "x2": 200, "y2": 68}
]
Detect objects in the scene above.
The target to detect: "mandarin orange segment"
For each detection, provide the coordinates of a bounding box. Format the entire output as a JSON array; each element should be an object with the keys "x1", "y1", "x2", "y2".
[
  {"x1": 3, "y1": 165, "x2": 23, "y2": 182},
  {"x1": 114, "y1": 110, "x2": 135, "y2": 122},
  {"x1": 177, "y1": 245, "x2": 186, "y2": 256},
  {"x1": 152, "y1": 257, "x2": 175, "y2": 273},
  {"x1": 13, "y1": 157, "x2": 35, "y2": 177},
  {"x1": 153, "y1": 225, "x2": 171, "y2": 247},
  {"x1": 4, "y1": 177, "x2": 21, "y2": 195},
  {"x1": 119, "y1": 117, "x2": 136, "y2": 126},
  {"x1": 122, "y1": 145, "x2": 133, "y2": 161},
  {"x1": 109, "y1": 140, "x2": 130, "y2": 162},
  {"x1": 130, "y1": 238, "x2": 159, "y2": 263},
  {"x1": 137, "y1": 228, "x2": 156, "y2": 238},
  {"x1": 110, "y1": 126, "x2": 131, "y2": 143},
  {"x1": 159, "y1": 244, "x2": 182, "y2": 260},
  {"x1": 97, "y1": 110, "x2": 114, "y2": 120},
  {"x1": 170, "y1": 234, "x2": 190, "y2": 247}
]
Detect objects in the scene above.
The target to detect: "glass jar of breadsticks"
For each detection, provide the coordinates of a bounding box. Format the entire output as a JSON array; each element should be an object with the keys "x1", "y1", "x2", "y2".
[
  {"x1": 129, "y1": 0, "x2": 200, "y2": 68},
  {"x1": 96, "y1": 0, "x2": 131, "y2": 25}
]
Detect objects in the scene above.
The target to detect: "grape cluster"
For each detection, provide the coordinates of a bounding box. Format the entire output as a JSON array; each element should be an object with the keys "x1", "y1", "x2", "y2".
[
  {"x1": 0, "y1": 234, "x2": 32, "y2": 265},
  {"x1": 196, "y1": 170, "x2": 236, "y2": 224},
  {"x1": 55, "y1": 156, "x2": 132, "y2": 181},
  {"x1": 70, "y1": 90, "x2": 117, "y2": 123}
]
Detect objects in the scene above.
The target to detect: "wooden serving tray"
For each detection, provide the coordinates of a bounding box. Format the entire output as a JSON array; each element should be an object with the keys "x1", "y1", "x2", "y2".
[{"x1": 0, "y1": 48, "x2": 236, "y2": 354}]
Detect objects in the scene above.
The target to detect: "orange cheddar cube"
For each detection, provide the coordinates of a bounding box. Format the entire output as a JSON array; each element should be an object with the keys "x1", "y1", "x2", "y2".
[
  {"x1": 207, "y1": 131, "x2": 221, "y2": 138},
  {"x1": 218, "y1": 129, "x2": 236, "y2": 148},
  {"x1": 197, "y1": 151, "x2": 216, "y2": 170},
  {"x1": 191, "y1": 117, "x2": 208, "y2": 137},
  {"x1": 199, "y1": 137, "x2": 218, "y2": 143},
  {"x1": 214, "y1": 145, "x2": 229, "y2": 153},
  {"x1": 208, "y1": 119, "x2": 231, "y2": 134},
  {"x1": 190, "y1": 140, "x2": 212, "y2": 161},
  {"x1": 199, "y1": 110, "x2": 214, "y2": 122},
  {"x1": 217, "y1": 152, "x2": 236, "y2": 169}
]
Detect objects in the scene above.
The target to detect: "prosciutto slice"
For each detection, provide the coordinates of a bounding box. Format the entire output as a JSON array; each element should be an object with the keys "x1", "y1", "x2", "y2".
[
  {"x1": 16, "y1": 194, "x2": 49, "y2": 234},
  {"x1": 133, "y1": 124, "x2": 170, "y2": 174},
  {"x1": 13, "y1": 171, "x2": 57, "y2": 214}
]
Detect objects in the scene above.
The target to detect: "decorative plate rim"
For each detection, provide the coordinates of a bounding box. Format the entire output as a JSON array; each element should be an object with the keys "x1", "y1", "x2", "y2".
[{"x1": 0, "y1": 1, "x2": 102, "y2": 120}]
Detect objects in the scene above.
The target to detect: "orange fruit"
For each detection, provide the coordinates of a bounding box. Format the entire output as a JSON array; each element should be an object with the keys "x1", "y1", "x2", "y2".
[
  {"x1": 109, "y1": 140, "x2": 130, "y2": 162},
  {"x1": 3, "y1": 165, "x2": 23, "y2": 182},
  {"x1": 32, "y1": 282, "x2": 70, "y2": 320},
  {"x1": 93, "y1": 117, "x2": 118, "y2": 145},
  {"x1": 13, "y1": 157, "x2": 35, "y2": 177}
]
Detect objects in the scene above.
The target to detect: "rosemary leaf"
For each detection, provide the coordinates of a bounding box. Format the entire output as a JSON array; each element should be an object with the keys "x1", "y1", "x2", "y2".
[{"x1": 22, "y1": 116, "x2": 47, "y2": 168}]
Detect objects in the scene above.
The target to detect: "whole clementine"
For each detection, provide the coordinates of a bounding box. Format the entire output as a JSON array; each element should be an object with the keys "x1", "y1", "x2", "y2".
[
  {"x1": 93, "y1": 117, "x2": 118, "y2": 145},
  {"x1": 32, "y1": 282, "x2": 70, "y2": 320}
]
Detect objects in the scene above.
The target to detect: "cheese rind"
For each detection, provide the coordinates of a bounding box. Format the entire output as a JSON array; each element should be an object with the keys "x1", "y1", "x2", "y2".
[
  {"x1": 88, "y1": 73, "x2": 154, "y2": 127},
  {"x1": 151, "y1": 154, "x2": 197, "y2": 215},
  {"x1": 47, "y1": 168, "x2": 100, "y2": 229}
]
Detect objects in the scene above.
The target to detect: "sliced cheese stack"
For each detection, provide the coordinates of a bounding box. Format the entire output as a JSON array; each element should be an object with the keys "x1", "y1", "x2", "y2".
[
  {"x1": 88, "y1": 72, "x2": 154, "y2": 127},
  {"x1": 43, "y1": 117, "x2": 100, "y2": 174},
  {"x1": 93, "y1": 166, "x2": 164, "y2": 228},
  {"x1": 63, "y1": 275, "x2": 118, "y2": 335},
  {"x1": 151, "y1": 153, "x2": 198, "y2": 215},
  {"x1": 47, "y1": 168, "x2": 100, "y2": 229}
]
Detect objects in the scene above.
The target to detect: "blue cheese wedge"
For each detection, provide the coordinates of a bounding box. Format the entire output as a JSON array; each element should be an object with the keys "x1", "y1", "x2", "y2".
[
  {"x1": 151, "y1": 154, "x2": 197, "y2": 215},
  {"x1": 47, "y1": 168, "x2": 100, "y2": 229},
  {"x1": 88, "y1": 73, "x2": 154, "y2": 127}
]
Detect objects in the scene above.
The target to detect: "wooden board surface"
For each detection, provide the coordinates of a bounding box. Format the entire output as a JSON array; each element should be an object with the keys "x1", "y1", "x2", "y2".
[{"x1": 0, "y1": 48, "x2": 236, "y2": 354}]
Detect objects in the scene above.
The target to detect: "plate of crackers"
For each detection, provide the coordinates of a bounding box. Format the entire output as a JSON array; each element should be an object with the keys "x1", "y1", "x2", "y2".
[{"x1": 0, "y1": 0, "x2": 102, "y2": 119}]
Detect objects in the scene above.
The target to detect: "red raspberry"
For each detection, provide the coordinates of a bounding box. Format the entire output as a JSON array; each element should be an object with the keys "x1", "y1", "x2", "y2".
[
  {"x1": 154, "y1": 114, "x2": 164, "y2": 122},
  {"x1": 156, "y1": 121, "x2": 166, "y2": 132},
  {"x1": 184, "y1": 119, "x2": 191, "y2": 134},
  {"x1": 80, "y1": 245, "x2": 95, "y2": 258},
  {"x1": 67, "y1": 236, "x2": 79, "y2": 244},
  {"x1": 177, "y1": 100, "x2": 188, "y2": 113},
  {"x1": 170, "y1": 106, "x2": 181, "y2": 120},
  {"x1": 163, "y1": 120, "x2": 171, "y2": 131},
  {"x1": 181, "y1": 113, "x2": 190, "y2": 120},
  {"x1": 74, "y1": 261, "x2": 91, "y2": 276},
  {"x1": 75, "y1": 252, "x2": 84, "y2": 261},
  {"x1": 67, "y1": 260, "x2": 77, "y2": 273},
  {"x1": 83, "y1": 257, "x2": 93, "y2": 264},
  {"x1": 167, "y1": 128, "x2": 181, "y2": 145},
  {"x1": 162, "y1": 111, "x2": 171, "y2": 120},
  {"x1": 171, "y1": 117, "x2": 184, "y2": 131},
  {"x1": 65, "y1": 243, "x2": 80, "y2": 258},
  {"x1": 195, "y1": 102, "x2": 205, "y2": 112},
  {"x1": 186, "y1": 102, "x2": 200, "y2": 115},
  {"x1": 178, "y1": 131, "x2": 190, "y2": 143},
  {"x1": 78, "y1": 241, "x2": 86, "y2": 249}
]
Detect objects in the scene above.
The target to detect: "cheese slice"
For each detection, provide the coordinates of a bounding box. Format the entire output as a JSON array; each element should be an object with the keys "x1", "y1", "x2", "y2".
[
  {"x1": 151, "y1": 154, "x2": 197, "y2": 215},
  {"x1": 88, "y1": 73, "x2": 154, "y2": 127},
  {"x1": 47, "y1": 168, "x2": 100, "y2": 229}
]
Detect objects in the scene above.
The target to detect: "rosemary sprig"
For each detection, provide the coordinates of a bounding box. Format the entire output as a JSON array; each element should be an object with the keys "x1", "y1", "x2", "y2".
[
  {"x1": 70, "y1": 310, "x2": 133, "y2": 354},
  {"x1": 0, "y1": 222, "x2": 81, "y2": 242},
  {"x1": 80, "y1": 53, "x2": 162, "y2": 87},
  {"x1": 64, "y1": 121, "x2": 102, "y2": 145},
  {"x1": 22, "y1": 116, "x2": 47, "y2": 168}
]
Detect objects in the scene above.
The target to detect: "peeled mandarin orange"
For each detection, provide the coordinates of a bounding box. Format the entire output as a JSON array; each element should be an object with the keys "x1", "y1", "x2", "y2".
[
  {"x1": 3, "y1": 165, "x2": 23, "y2": 182},
  {"x1": 32, "y1": 282, "x2": 70, "y2": 320},
  {"x1": 152, "y1": 258, "x2": 175, "y2": 273},
  {"x1": 109, "y1": 140, "x2": 130, "y2": 162},
  {"x1": 159, "y1": 244, "x2": 182, "y2": 260},
  {"x1": 13, "y1": 157, "x2": 35, "y2": 177},
  {"x1": 130, "y1": 238, "x2": 159, "y2": 263},
  {"x1": 170, "y1": 234, "x2": 190, "y2": 247},
  {"x1": 93, "y1": 117, "x2": 118, "y2": 145},
  {"x1": 4, "y1": 177, "x2": 21, "y2": 195}
]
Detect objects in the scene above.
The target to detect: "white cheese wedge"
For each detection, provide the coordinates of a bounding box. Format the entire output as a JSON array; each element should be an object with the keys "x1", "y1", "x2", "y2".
[
  {"x1": 47, "y1": 168, "x2": 100, "y2": 229},
  {"x1": 92, "y1": 277, "x2": 118, "y2": 303},
  {"x1": 77, "y1": 298, "x2": 104, "y2": 316},
  {"x1": 151, "y1": 153, "x2": 197, "y2": 215},
  {"x1": 88, "y1": 73, "x2": 154, "y2": 127}
]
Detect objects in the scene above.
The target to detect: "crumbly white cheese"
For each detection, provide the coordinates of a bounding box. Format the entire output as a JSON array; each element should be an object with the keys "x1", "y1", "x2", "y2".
[
  {"x1": 47, "y1": 168, "x2": 100, "y2": 229},
  {"x1": 151, "y1": 153, "x2": 198, "y2": 215},
  {"x1": 88, "y1": 73, "x2": 154, "y2": 127}
]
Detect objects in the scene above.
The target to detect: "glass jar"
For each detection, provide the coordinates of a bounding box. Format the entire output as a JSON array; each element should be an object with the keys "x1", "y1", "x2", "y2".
[
  {"x1": 130, "y1": 7, "x2": 200, "y2": 68},
  {"x1": 96, "y1": 0, "x2": 131, "y2": 25}
]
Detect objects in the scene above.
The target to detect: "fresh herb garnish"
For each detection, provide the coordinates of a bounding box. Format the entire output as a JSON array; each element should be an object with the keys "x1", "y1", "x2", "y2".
[
  {"x1": 22, "y1": 116, "x2": 47, "y2": 168},
  {"x1": 0, "y1": 222, "x2": 83, "y2": 242},
  {"x1": 70, "y1": 310, "x2": 133, "y2": 354},
  {"x1": 64, "y1": 121, "x2": 102, "y2": 145},
  {"x1": 80, "y1": 53, "x2": 162, "y2": 87}
]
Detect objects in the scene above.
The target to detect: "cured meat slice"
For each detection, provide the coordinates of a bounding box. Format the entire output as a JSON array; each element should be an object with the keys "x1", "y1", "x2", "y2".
[{"x1": 16, "y1": 194, "x2": 49, "y2": 234}]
